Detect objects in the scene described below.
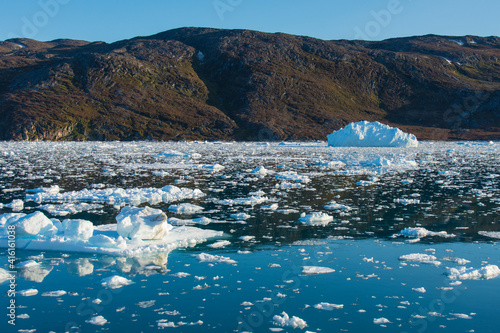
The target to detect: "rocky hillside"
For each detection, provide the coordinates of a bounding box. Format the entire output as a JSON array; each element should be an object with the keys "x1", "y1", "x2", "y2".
[{"x1": 0, "y1": 28, "x2": 499, "y2": 141}]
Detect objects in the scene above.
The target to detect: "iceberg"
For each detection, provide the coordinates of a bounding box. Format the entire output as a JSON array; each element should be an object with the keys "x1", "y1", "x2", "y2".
[
  {"x1": 62, "y1": 219, "x2": 94, "y2": 241},
  {"x1": 327, "y1": 121, "x2": 418, "y2": 147}
]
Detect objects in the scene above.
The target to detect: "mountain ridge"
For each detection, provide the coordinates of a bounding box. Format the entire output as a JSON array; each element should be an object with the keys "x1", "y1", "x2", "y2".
[{"x1": 0, "y1": 27, "x2": 499, "y2": 141}]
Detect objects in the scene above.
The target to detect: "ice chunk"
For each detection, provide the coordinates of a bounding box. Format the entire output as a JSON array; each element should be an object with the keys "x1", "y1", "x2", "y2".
[
  {"x1": 6, "y1": 199, "x2": 24, "y2": 211},
  {"x1": 412, "y1": 287, "x2": 426, "y2": 293},
  {"x1": 101, "y1": 275, "x2": 134, "y2": 289},
  {"x1": 373, "y1": 317, "x2": 391, "y2": 324},
  {"x1": 17, "y1": 289, "x2": 38, "y2": 296},
  {"x1": 273, "y1": 311, "x2": 307, "y2": 329},
  {"x1": 251, "y1": 166, "x2": 271, "y2": 176},
  {"x1": 327, "y1": 121, "x2": 418, "y2": 147},
  {"x1": 447, "y1": 265, "x2": 500, "y2": 280},
  {"x1": 399, "y1": 253, "x2": 437, "y2": 262},
  {"x1": 275, "y1": 171, "x2": 310, "y2": 183},
  {"x1": 314, "y1": 302, "x2": 344, "y2": 310},
  {"x1": 230, "y1": 213, "x2": 251, "y2": 220},
  {"x1": 396, "y1": 227, "x2": 455, "y2": 238},
  {"x1": 196, "y1": 253, "x2": 236, "y2": 264},
  {"x1": 298, "y1": 212, "x2": 333, "y2": 226},
  {"x1": 86, "y1": 315, "x2": 108, "y2": 326},
  {"x1": 302, "y1": 266, "x2": 335, "y2": 275},
  {"x1": 168, "y1": 203, "x2": 204, "y2": 214},
  {"x1": 116, "y1": 206, "x2": 172, "y2": 240},
  {"x1": 11, "y1": 212, "x2": 57, "y2": 237},
  {"x1": 62, "y1": 219, "x2": 94, "y2": 241},
  {"x1": 208, "y1": 240, "x2": 231, "y2": 249},
  {"x1": 42, "y1": 290, "x2": 67, "y2": 297}
]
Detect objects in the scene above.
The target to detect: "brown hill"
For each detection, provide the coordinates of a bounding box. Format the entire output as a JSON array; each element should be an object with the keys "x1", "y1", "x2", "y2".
[{"x1": 0, "y1": 28, "x2": 499, "y2": 141}]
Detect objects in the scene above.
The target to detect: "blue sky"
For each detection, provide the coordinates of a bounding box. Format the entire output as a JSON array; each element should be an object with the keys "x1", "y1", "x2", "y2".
[{"x1": 1, "y1": 0, "x2": 499, "y2": 43}]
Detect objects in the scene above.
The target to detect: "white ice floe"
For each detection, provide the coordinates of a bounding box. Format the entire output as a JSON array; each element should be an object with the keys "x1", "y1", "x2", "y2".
[
  {"x1": 478, "y1": 231, "x2": 500, "y2": 239},
  {"x1": 0, "y1": 209, "x2": 222, "y2": 256},
  {"x1": 208, "y1": 240, "x2": 231, "y2": 249},
  {"x1": 399, "y1": 253, "x2": 438, "y2": 262},
  {"x1": 41, "y1": 290, "x2": 67, "y2": 297},
  {"x1": 302, "y1": 266, "x2": 335, "y2": 275},
  {"x1": 26, "y1": 184, "x2": 205, "y2": 206},
  {"x1": 230, "y1": 213, "x2": 251, "y2": 220},
  {"x1": 273, "y1": 311, "x2": 307, "y2": 329},
  {"x1": 38, "y1": 203, "x2": 103, "y2": 216},
  {"x1": 6, "y1": 199, "x2": 24, "y2": 211},
  {"x1": 168, "y1": 203, "x2": 204, "y2": 215},
  {"x1": 196, "y1": 253, "x2": 236, "y2": 264},
  {"x1": 447, "y1": 265, "x2": 500, "y2": 280},
  {"x1": 373, "y1": 317, "x2": 391, "y2": 324},
  {"x1": 16, "y1": 260, "x2": 40, "y2": 268},
  {"x1": 275, "y1": 171, "x2": 311, "y2": 183},
  {"x1": 327, "y1": 121, "x2": 418, "y2": 147},
  {"x1": 450, "y1": 313, "x2": 473, "y2": 319},
  {"x1": 298, "y1": 212, "x2": 333, "y2": 226},
  {"x1": 86, "y1": 315, "x2": 108, "y2": 326},
  {"x1": 412, "y1": 287, "x2": 426, "y2": 293},
  {"x1": 393, "y1": 198, "x2": 420, "y2": 205},
  {"x1": 251, "y1": 166, "x2": 271, "y2": 176},
  {"x1": 216, "y1": 196, "x2": 268, "y2": 206},
  {"x1": 323, "y1": 201, "x2": 351, "y2": 211},
  {"x1": 395, "y1": 227, "x2": 455, "y2": 238},
  {"x1": 314, "y1": 302, "x2": 344, "y2": 310},
  {"x1": 239, "y1": 235, "x2": 255, "y2": 242},
  {"x1": 100, "y1": 275, "x2": 134, "y2": 289},
  {"x1": 153, "y1": 150, "x2": 199, "y2": 159},
  {"x1": 17, "y1": 289, "x2": 38, "y2": 296}
]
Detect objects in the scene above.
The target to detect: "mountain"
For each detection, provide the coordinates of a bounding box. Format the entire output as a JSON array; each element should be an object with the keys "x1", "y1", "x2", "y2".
[{"x1": 0, "y1": 27, "x2": 499, "y2": 141}]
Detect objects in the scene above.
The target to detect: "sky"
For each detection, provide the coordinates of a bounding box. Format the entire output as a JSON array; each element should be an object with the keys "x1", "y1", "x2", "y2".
[{"x1": 1, "y1": 0, "x2": 499, "y2": 43}]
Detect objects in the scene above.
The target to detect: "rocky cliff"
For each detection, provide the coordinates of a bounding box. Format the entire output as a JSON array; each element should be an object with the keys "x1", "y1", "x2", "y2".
[{"x1": 0, "y1": 28, "x2": 499, "y2": 141}]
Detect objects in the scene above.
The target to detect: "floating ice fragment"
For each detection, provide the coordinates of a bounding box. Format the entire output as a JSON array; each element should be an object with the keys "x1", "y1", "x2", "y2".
[
  {"x1": 239, "y1": 235, "x2": 255, "y2": 242},
  {"x1": 17, "y1": 289, "x2": 38, "y2": 296},
  {"x1": 101, "y1": 275, "x2": 134, "y2": 289},
  {"x1": 327, "y1": 121, "x2": 418, "y2": 147},
  {"x1": 393, "y1": 198, "x2": 420, "y2": 205},
  {"x1": 314, "y1": 302, "x2": 344, "y2": 310},
  {"x1": 399, "y1": 253, "x2": 437, "y2": 262},
  {"x1": 275, "y1": 171, "x2": 310, "y2": 183},
  {"x1": 230, "y1": 213, "x2": 251, "y2": 220},
  {"x1": 251, "y1": 166, "x2": 271, "y2": 176},
  {"x1": 42, "y1": 290, "x2": 67, "y2": 297},
  {"x1": 86, "y1": 315, "x2": 108, "y2": 326},
  {"x1": 6, "y1": 199, "x2": 24, "y2": 211},
  {"x1": 373, "y1": 317, "x2": 391, "y2": 324},
  {"x1": 208, "y1": 240, "x2": 231, "y2": 249},
  {"x1": 298, "y1": 212, "x2": 333, "y2": 226},
  {"x1": 396, "y1": 227, "x2": 455, "y2": 238},
  {"x1": 450, "y1": 313, "x2": 473, "y2": 319},
  {"x1": 196, "y1": 253, "x2": 236, "y2": 264},
  {"x1": 447, "y1": 265, "x2": 500, "y2": 280},
  {"x1": 412, "y1": 287, "x2": 426, "y2": 293},
  {"x1": 302, "y1": 266, "x2": 335, "y2": 275},
  {"x1": 168, "y1": 203, "x2": 204, "y2": 214},
  {"x1": 273, "y1": 311, "x2": 307, "y2": 329}
]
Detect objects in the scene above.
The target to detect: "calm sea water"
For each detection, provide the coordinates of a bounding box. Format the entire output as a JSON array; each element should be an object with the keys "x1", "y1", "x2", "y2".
[{"x1": 1, "y1": 141, "x2": 499, "y2": 332}]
